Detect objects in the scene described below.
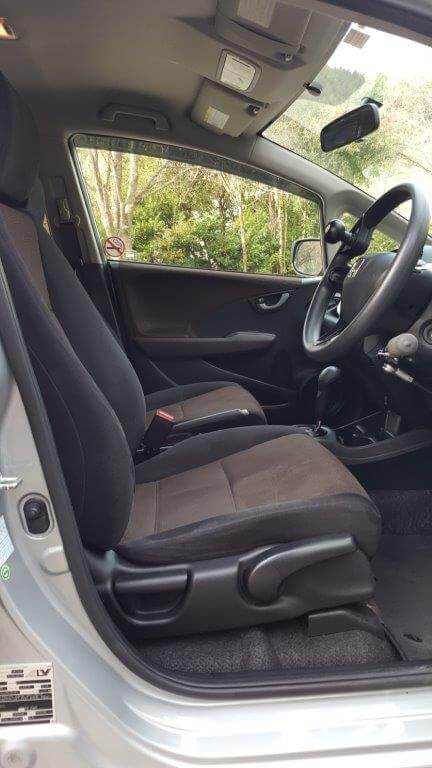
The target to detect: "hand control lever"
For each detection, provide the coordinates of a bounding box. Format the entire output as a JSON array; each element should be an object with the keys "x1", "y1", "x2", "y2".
[
  {"x1": 378, "y1": 333, "x2": 418, "y2": 383},
  {"x1": 382, "y1": 333, "x2": 419, "y2": 361},
  {"x1": 324, "y1": 219, "x2": 353, "y2": 247},
  {"x1": 314, "y1": 366, "x2": 341, "y2": 436},
  {"x1": 377, "y1": 334, "x2": 432, "y2": 397}
]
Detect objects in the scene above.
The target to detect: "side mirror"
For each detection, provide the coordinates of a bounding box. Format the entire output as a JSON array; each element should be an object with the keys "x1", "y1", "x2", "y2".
[
  {"x1": 320, "y1": 103, "x2": 380, "y2": 153},
  {"x1": 292, "y1": 238, "x2": 323, "y2": 277}
]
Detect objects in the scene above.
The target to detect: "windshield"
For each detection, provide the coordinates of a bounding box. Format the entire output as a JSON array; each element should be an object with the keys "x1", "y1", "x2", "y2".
[{"x1": 264, "y1": 24, "x2": 432, "y2": 214}]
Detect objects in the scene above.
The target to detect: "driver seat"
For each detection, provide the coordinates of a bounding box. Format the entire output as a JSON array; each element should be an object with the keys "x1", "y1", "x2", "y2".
[{"x1": 0, "y1": 73, "x2": 380, "y2": 637}]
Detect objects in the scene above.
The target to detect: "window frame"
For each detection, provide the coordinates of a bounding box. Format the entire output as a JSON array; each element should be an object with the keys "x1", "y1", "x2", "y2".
[{"x1": 71, "y1": 133, "x2": 326, "y2": 278}]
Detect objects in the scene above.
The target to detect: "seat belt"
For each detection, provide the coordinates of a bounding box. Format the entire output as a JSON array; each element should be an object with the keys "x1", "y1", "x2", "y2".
[
  {"x1": 57, "y1": 222, "x2": 85, "y2": 272},
  {"x1": 53, "y1": 195, "x2": 122, "y2": 339},
  {"x1": 55, "y1": 196, "x2": 84, "y2": 272}
]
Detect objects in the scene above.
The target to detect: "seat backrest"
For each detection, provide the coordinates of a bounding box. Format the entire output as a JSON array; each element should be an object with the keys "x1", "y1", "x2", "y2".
[{"x1": 0, "y1": 73, "x2": 147, "y2": 550}]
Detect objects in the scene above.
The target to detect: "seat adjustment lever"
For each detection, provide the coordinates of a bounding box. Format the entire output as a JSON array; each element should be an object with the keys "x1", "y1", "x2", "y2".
[{"x1": 245, "y1": 534, "x2": 356, "y2": 604}]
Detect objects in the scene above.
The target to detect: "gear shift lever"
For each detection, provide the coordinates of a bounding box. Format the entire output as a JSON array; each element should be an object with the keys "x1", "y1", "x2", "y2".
[{"x1": 314, "y1": 366, "x2": 341, "y2": 436}]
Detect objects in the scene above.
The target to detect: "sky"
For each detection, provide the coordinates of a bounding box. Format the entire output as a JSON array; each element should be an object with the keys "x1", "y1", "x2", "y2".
[
  {"x1": 329, "y1": 24, "x2": 432, "y2": 80},
  {"x1": 268, "y1": 23, "x2": 432, "y2": 216}
]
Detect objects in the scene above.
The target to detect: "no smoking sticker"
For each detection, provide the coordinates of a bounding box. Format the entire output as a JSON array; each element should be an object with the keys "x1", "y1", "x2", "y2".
[{"x1": 103, "y1": 236, "x2": 125, "y2": 259}]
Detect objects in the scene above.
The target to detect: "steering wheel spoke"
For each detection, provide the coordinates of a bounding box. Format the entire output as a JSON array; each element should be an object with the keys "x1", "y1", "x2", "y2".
[
  {"x1": 319, "y1": 316, "x2": 346, "y2": 345},
  {"x1": 303, "y1": 183, "x2": 430, "y2": 361}
]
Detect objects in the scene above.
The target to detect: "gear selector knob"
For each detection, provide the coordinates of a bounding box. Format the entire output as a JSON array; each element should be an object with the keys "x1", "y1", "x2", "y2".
[{"x1": 314, "y1": 366, "x2": 341, "y2": 436}]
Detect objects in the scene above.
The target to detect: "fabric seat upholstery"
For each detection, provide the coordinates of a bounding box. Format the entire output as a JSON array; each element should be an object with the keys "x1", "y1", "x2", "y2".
[
  {"x1": 0, "y1": 72, "x2": 380, "y2": 605},
  {"x1": 119, "y1": 426, "x2": 380, "y2": 564}
]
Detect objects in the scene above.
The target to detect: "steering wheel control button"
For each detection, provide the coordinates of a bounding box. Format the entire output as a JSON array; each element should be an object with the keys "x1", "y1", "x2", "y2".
[{"x1": 22, "y1": 497, "x2": 51, "y2": 535}]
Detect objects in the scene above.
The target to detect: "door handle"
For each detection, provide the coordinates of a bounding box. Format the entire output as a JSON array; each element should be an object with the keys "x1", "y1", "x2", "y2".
[{"x1": 252, "y1": 292, "x2": 291, "y2": 313}]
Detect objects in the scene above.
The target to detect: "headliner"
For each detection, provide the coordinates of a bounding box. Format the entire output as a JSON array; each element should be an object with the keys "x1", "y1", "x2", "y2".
[{"x1": 0, "y1": 0, "x2": 349, "y2": 139}]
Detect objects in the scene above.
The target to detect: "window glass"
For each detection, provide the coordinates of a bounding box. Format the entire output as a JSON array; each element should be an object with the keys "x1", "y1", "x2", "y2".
[
  {"x1": 264, "y1": 23, "x2": 432, "y2": 230},
  {"x1": 342, "y1": 213, "x2": 399, "y2": 253},
  {"x1": 75, "y1": 137, "x2": 322, "y2": 276}
]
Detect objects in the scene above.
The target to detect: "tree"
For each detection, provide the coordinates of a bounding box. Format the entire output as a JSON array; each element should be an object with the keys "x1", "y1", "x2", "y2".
[
  {"x1": 77, "y1": 149, "x2": 169, "y2": 253},
  {"x1": 221, "y1": 173, "x2": 249, "y2": 272}
]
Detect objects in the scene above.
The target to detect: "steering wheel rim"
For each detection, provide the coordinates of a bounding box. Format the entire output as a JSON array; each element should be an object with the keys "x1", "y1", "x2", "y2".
[{"x1": 303, "y1": 182, "x2": 431, "y2": 362}]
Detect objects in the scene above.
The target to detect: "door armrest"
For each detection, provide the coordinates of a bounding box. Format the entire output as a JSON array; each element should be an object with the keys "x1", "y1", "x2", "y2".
[{"x1": 135, "y1": 332, "x2": 275, "y2": 358}]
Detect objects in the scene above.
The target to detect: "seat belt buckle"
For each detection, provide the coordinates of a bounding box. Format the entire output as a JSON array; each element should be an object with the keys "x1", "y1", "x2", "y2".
[{"x1": 140, "y1": 409, "x2": 176, "y2": 457}]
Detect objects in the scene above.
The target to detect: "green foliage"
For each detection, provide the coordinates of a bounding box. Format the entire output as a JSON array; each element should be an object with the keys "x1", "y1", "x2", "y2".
[
  {"x1": 129, "y1": 163, "x2": 321, "y2": 275},
  {"x1": 266, "y1": 66, "x2": 432, "y2": 232},
  {"x1": 342, "y1": 213, "x2": 398, "y2": 254}
]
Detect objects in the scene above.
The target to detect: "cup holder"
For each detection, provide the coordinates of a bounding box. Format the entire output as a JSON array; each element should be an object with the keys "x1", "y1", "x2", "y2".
[{"x1": 336, "y1": 411, "x2": 399, "y2": 447}]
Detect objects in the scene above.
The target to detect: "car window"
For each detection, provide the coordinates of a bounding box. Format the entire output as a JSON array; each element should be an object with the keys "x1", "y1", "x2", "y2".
[
  {"x1": 264, "y1": 22, "x2": 432, "y2": 233},
  {"x1": 74, "y1": 137, "x2": 323, "y2": 277},
  {"x1": 342, "y1": 213, "x2": 399, "y2": 252}
]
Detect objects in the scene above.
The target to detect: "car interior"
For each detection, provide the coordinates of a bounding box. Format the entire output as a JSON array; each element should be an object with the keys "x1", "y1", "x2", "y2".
[{"x1": 2, "y1": 0, "x2": 432, "y2": 691}]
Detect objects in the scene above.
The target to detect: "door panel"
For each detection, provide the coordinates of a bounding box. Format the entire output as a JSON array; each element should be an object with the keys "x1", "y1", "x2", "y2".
[{"x1": 109, "y1": 261, "x2": 320, "y2": 420}]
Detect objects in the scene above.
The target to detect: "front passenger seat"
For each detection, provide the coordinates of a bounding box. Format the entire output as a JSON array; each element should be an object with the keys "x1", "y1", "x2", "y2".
[{"x1": 0, "y1": 73, "x2": 380, "y2": 637}]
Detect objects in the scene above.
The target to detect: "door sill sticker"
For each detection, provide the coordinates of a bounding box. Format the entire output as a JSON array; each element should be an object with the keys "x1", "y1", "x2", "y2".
[
  {"x1": 0, "y1": 516, "x2": 13, "y2": 571},
  {"x1": 0, "y1": 663, "x2": 55, "y2": 725}
]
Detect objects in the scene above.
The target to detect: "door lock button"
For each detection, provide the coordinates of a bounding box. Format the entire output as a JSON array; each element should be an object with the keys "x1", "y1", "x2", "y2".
[{"x1": 23, "y1": 498, "x2": 50, "y2": 535}]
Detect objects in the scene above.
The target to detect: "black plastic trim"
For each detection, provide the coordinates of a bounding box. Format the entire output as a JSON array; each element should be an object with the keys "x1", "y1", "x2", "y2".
[
  {"x1": 329, "y1": 428, "x2": 432, "y2": 465},
  {"x1": 135, "y1": 331, "x2": 276, "y2": 358},
  {"x1": 87, "y1": 537, "x2": 373, "y2": 639}
]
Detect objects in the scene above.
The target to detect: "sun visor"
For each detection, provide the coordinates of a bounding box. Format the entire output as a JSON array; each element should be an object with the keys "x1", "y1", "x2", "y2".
[
  {"x1": 187, "y1": 2, "x2": 348, "y2": 137},
  {"x1": 216, "y1": 0, "x2": 311, "y2": 64},
  {"x1": 191, "y1": 81, "x2": 266, "y2": 136}
]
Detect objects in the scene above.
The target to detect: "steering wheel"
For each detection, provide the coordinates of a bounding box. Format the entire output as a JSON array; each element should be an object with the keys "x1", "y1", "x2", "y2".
[{"x1": 303, "y1": 183, "x2": 430, "y2": 362}]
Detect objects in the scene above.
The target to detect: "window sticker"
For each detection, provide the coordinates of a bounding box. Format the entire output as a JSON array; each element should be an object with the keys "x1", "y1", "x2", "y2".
[{"x1": 103, "y1": 235, "x2": 125, "y2": 259}]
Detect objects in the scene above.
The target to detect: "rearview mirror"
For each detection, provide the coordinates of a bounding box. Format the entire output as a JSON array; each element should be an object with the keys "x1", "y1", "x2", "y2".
[
  {"x1": 320, "y1": 103, "x2": 380, "y2": 153},
  {"x1": 292, "y1": 238, "x2": 323, "y2": 277}
]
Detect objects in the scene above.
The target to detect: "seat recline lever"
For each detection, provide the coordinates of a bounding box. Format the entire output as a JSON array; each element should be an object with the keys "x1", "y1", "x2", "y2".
[{"x1": 245, "y1": 533, "x2": 356, "y2": 604}]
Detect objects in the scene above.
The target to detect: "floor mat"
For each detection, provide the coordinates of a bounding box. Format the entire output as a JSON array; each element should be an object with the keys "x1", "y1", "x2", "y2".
[
  {"x1": 374, "y1": 534, "x2": 432, "y2": 660},
  {"x1": 139, "y1": 616, "x2": 399, "y2": 676},
  {"x1": 371, "y1": 490, "x2": 432, "y2": 534}
]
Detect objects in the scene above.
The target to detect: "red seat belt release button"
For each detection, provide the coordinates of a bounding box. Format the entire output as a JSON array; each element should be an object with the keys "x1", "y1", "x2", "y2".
[
  {"x1": 156, "y1": 409, "x2": 175, "y2": 422},
  {"x1": 142, "y1": 409, "x2": 176, "y2": 456}
]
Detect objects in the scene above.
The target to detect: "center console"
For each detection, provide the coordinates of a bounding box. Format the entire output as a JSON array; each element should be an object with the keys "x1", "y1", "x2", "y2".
[
  {"x1": 301, "y1": 365, "x2": 432, "y2": 467},
  {"x1": 320, "y1": 410, "x2": 432, "y2": 466},
  {"x1": 335, "y1": 410, "x2": 400, "y2": 447}
]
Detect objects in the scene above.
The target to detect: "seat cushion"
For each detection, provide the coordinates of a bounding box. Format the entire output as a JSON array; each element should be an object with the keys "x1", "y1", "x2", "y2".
[
  {"x1": 117, "y1": 430, "x2": 380, "y2": 565},
  {"x1": 146, "y1": 381, "x2": 266, "y2": 425}
]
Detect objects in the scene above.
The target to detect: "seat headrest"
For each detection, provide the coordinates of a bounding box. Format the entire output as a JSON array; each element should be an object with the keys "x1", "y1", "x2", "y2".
[{"x1": 0, "y1": 73, "x2": 39, "y2": 206}]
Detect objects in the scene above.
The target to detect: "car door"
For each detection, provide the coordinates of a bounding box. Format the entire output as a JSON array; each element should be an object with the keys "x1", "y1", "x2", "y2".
[{"x1": 74, "y1": 136, "x2": 326, "y2": 424}]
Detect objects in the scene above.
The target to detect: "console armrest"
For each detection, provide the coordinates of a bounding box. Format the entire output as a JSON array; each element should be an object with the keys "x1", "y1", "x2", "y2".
[{"x1": 172, "y1": 408, "x2": 261, "y2": 434}]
